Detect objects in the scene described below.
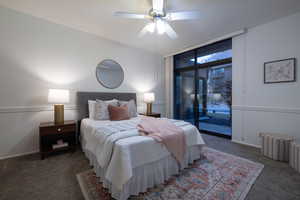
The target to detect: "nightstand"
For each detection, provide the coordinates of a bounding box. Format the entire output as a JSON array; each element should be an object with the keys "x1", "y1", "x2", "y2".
[
  {"x1": 139, "y1": 112, "x2": 161, "y2": 118},
  {"x1": 39, "y1": 120, "x2": 77, "y2": 160}
]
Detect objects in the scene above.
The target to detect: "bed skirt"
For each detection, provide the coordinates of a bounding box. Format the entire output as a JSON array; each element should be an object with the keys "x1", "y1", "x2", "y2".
[{"x1": 83, "y1": 145, "x2": 203, "y2": 200}]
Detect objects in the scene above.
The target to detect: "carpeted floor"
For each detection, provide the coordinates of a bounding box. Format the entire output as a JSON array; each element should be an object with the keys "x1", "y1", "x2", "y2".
[{"x1": 1, "y1": 134, "x2": 300, "y2": 200}]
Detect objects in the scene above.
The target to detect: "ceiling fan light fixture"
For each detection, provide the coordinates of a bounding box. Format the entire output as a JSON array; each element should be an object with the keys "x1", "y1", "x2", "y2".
[
  {"x1": 145, "y1": 22, "x2": 156, "y2": 33},
  {"x1": 156, "y1": 18, "x2": 165, "y2": 34}
]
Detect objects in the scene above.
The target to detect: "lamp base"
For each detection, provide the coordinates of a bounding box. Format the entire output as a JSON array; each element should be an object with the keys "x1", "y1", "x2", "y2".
[
  {"x1": 54, "y1": 104, "x2": 64, "y2": 124},
  {"x1": 146, "y1": 103, "x2": 152, "y2": 115}
]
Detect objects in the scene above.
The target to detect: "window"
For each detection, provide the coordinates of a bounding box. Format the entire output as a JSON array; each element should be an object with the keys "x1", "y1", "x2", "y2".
[
  {"x1": 192, "y1": 49, "x2": 232, "y2": 64},
  {"x1": 174, "y1": 51, "x2": 195, "y2": 69}
]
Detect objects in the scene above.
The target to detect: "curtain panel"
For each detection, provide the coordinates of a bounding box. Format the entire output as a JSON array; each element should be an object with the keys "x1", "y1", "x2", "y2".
[{"x1": 165, "y1": 56, "x2": 174, "y2": 118}]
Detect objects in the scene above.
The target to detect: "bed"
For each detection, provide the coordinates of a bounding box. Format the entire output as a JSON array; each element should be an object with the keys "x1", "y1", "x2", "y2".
[{"x1": 77, "y1": 92, "x2": 205, "y2": 200}]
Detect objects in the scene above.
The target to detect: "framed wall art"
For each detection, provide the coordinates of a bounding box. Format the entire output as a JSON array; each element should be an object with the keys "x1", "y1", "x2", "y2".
[{"x1": 264, "y1": 58, "x2": 296, "y2": 84}]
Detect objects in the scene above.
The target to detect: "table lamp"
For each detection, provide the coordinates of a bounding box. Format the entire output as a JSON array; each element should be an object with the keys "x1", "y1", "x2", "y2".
[
  {"x1": 48, "y1": 89, "x2": 70, "y2": 124},
  {"x1": 144, "y1": 92, "x2": 155, "y2": 115}
]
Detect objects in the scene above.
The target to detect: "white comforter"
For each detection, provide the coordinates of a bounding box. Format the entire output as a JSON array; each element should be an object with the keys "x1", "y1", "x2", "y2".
[{"x1": 81, "y1": 116, "x2": 205, "y2": 191}]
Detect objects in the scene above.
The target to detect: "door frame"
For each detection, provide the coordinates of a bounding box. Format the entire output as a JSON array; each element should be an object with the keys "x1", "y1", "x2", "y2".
[{"x1": 174, "y1": 57, "x2": 232, "y2": 139}]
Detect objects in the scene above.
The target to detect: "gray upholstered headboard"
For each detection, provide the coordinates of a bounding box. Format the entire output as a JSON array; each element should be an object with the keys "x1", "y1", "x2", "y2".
[{"x1": 77, "y1": 92, "x2": 137, "y2": 120}]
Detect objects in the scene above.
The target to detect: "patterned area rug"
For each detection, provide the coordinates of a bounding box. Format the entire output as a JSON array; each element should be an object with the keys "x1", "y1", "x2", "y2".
[{"x1": 77, "y1": 147, "x2": 264, "y2": 200}]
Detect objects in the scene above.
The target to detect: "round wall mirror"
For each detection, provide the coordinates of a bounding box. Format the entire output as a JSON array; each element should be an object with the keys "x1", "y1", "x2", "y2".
[{"x1": 96, "y1": 59, "x2": 124, "y2": 89}]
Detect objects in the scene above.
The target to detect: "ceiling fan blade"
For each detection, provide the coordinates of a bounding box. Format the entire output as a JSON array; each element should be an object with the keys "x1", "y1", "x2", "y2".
[
  {"x1": 166, "y1": 11, "x2": 200, "y2": 21},
  {"x1": 164, "y1": 22, "x2": 178, "y2": 39},
  {"x1": 114, "y1": 11, "x2": 149, "y2": 19},
  {"x1": 139, "y1": 26, "x2": 148, "y2": 38},
  {"x1": 152, "y1": 0, "x2": 164, "y2": 12},
  {"x1": 139, "y1": 23, "x2": 156, "y2": 37}
]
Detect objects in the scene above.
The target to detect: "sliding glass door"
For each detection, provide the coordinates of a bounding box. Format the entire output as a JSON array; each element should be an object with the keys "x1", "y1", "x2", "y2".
[
  {"x1": 174, "y1": 39, "x2": 232, "y2": 138},
  {"x1": 197, "y1": 63, "x2": 232, "y2": 136}
]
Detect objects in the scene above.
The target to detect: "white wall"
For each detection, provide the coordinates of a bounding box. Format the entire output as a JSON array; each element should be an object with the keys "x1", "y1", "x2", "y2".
[
  {"x1": 0, "y1": 6, "x2": 165, "y2": 159},
  {"x1": 232, "y1": 12, "x2": 300, "y2": 147}
]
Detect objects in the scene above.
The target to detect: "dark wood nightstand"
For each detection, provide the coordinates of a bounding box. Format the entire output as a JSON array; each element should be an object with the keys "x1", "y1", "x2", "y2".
[
  {"x1": 139, "y1": 112, "x2": 161, "y2": 118},
  {"x1": 39, "y1": 120, "x2": 77, "y2": 159}
]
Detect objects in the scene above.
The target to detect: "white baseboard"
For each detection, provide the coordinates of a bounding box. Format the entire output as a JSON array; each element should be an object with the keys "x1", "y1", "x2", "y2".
[
  {"x1": 0, "y1": 150, "x2": 39, "y2": 160},
  {"x1": 232, "y1": 139, "x2": 261, "y2": 149}
]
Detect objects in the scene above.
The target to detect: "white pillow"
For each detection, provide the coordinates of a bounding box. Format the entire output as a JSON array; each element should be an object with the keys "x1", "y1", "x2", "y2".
[
  {"x1": 94, "y1": 99, "x2": 118, "y2": 120},
  {"x1": 119, "y1": 99, "x2": 137, "y2": 118},
  {"x1": 88, "y1": 100, "x2": 96, "y2": 119}
]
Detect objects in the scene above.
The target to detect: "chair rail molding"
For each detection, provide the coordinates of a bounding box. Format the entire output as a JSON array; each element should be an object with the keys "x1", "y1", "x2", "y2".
[
  {"x1": 0, "y1": 105, "x2": 78, "y2": 114},
  {"x1": 232, "y1": 105, "x2": 300, "y2": 115},
  {"x1": 0, "y1": 102, "x2": 165, "y2": 114}
]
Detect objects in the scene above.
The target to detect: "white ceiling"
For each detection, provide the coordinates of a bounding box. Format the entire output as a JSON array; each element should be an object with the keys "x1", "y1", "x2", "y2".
[{"x1": 1, "y1": 0, "x2": 300, "y2": 56}]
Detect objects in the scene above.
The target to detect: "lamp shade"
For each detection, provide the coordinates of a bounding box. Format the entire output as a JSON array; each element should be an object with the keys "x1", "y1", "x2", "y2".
[
  {"x1": 144, "y1": 93, "x2": 155, "y2": 103},
  {"x1": 48, "y1": 89, "x2": 70, "y2": 104}
]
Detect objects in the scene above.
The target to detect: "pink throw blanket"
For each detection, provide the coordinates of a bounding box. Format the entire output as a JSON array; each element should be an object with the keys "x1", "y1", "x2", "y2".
[{"x1": 137, "y1": 116, "x2": 186, "y2": 165}]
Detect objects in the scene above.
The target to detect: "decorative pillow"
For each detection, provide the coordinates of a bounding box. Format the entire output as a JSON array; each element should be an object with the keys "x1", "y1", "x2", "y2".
[
  {"x1": 88, "y1": 100, "x2": 96, "y2": 119},
  {"x1": 119, "y1": 99, "x2": 138, "y2": 118},
  {"x1": 94, "y1": 99, "x2": 118, "y2": 120},
  {"x1": 108, "y1": 105, "x2": 130, "y2": 121}
]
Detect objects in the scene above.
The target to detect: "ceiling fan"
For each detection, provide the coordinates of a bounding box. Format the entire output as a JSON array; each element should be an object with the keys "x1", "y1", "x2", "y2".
[{"x1": 114, "y1": 0, "x2": 200, "y2": 39}]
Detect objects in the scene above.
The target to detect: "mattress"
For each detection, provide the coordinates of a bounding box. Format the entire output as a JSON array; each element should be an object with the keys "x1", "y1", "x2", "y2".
[{"x1": 80, "y1": 116, "x2": 205, "y2": 199}]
